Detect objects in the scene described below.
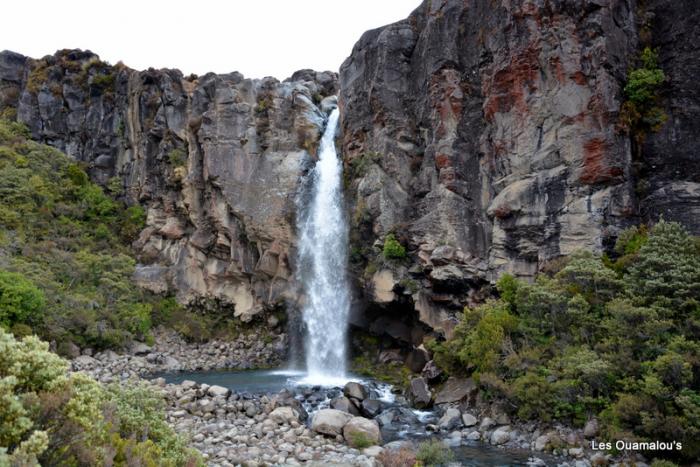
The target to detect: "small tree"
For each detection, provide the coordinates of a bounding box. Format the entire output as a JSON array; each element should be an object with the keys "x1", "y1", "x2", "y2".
[
  {"x1": 382, "y1": 233, "x2": 406, "y2": 259},
  {"x1": 627, "y1": 220, "x2": 700, "y2": 310},
  {"x1": 0, "y1": 271, "x2": 46, "y2": 328}
]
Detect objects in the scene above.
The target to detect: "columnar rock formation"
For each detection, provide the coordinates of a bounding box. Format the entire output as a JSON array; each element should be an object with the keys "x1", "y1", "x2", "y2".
[
  {"x1": 0, "y1": 49, "x2": 337, "y2": 321},
  {"x1": 1, "y1": 0, "x2": 698, "y2": 340}
]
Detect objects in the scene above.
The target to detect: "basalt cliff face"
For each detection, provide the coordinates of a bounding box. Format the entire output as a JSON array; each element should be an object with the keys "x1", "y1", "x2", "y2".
[
  {"x1": 1, "y1": 0, "x2": 699, "y2": 342},
  {"x1": 339, "y1": 0, "x2": 700, "y2": 338},
  {"x1": 0, "y1": 49, "x2": 338, "y2": 322}
]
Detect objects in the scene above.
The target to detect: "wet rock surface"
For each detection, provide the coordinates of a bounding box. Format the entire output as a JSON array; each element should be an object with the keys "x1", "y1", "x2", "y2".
[{"x1": 68, "y1": 341, "x2": 652, "y2": 466}]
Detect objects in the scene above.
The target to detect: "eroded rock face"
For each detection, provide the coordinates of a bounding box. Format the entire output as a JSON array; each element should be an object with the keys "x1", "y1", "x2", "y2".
[
  {"x1": 0, "y1": 49, "x2": 338, "y2": 320},
  {"x1": 338, "y1": 0, "x2": 700, "y2": 335},
  {"x1": 1, "y1": 0, "x2": 698, "y2": 342}
]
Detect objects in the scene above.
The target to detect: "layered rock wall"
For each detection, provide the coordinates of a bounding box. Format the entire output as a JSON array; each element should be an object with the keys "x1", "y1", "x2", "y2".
[
  {"x1": 0, "y1": 49, "x2": 338, "y2": 321},
  {"x1": 1, "y1": 0, "x2": 698, "y2": 339},
  {"x1": 339, "y1": 0, "x2": 699, "y2": 337}
]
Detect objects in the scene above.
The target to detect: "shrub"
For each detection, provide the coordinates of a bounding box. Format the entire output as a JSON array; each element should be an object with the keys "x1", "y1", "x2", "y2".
[
  {"x1": 91, "y1": 72, "x2": 115, "y2": 91},
  {"x1": 415, "y1": 438, "x2": 454, "y2": 466},
  {"x1": 458, "y1": 300, "x2": 517, "y2": 374},
  {"x1": 0, "y1": 117, "x2": 154, "y2": 349},
  {"x1": 626, "y1": 220, "x2": 700, "y2": 310},
  {"x1": 432, "y1": 220, "x2": 700, "y2": 461},
  {"x1": 168, "y1": 148, "x2": 187, "y2": 167},
  {"x1": 0, "y1": 270, "x2": 46, "y2": 328},
  {"x1": 383, "y1": 233, "x2": 406, "y2": 259},
  {"x1": 377, "y1": 447, "x2": 417, "y2": 467},
  {"x1": 346, "y1": 431, "x2": 374, "y2": 449},
  {"x1": 120, "y1": 205, "x2": 146, "y2": 241},
  {"x1": 496, "y1": 273, "x2": 519, "y2": 309},
  {"x1": 620, "y1": 47, "x2": 667, "y2": 138},
  {"x1": 0, "y1": 329, "x2": 202, "y2": 466}
]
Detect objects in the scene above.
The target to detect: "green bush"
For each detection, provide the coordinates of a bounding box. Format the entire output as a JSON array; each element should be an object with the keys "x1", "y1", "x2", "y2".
[
  {"x1": 0, "y1": 117, "x2": 153, "y2": 349},
  {"x1": 415, "y1": 439, "x2": 454, "y2": 466},
  {"x1": 0, "y1": 271, "x2": 46, "y2": 328},
  {"x1": 626, "y1": 220, "x2": 700, "y2": 310},
  {"x1": 621, "y1": 47, "x2": 667, "y2": 137},
  {"x1": 346, "y1": 431, "x2": 374, "y2": 449},
  {"x1": 168, "y1": 148, "x2": 187, "y2": 167},
  {"x1": 431, "y1": 220, "x2": 700, "y2": 461},
  {"x1": 383, "y1": 233, "x2": 406, "y2": 259},
  {"x1": 0, "y1": 329, "x2": 202, "y2": 466}
]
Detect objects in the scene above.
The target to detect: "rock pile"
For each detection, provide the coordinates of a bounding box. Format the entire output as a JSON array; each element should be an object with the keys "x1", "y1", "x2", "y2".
[
  {"x1": 159, "y1": 379, "x2": 381, "y2": 466},
  {"x1": 70, "y1": 328, "x2": 285, "y2": 382}
]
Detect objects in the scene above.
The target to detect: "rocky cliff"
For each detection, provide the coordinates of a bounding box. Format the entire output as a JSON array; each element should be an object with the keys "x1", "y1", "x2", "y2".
[
  {"x1": 339, "y1": 0, "x2": 700, "y2": 339},
  {"x1": 1, "y1": 0, "x2": 698, "y2": 345},
  {"x1": 0, "y1": 49, "x2": 338, "y2": 322}
]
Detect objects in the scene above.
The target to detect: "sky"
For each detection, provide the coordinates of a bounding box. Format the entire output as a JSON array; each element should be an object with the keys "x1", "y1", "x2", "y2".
[{"x1": 2, "y1": 0, "x2": 420, "y2": 79}]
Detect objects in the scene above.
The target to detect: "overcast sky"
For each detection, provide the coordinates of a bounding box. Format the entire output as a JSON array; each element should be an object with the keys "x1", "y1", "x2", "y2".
[{"x1": 2, "y1": 0, "x2": 420, "y2": 79}]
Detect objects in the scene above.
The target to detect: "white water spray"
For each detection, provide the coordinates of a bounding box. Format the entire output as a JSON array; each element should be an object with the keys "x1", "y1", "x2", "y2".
[{"x1": 296, "y1": 107, "x2": 350, "y2": 386}]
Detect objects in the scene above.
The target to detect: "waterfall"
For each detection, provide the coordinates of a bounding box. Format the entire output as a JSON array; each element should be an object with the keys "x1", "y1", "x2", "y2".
[{"x1": 296, "y1": 107, "x2": 350, "y2": 385}]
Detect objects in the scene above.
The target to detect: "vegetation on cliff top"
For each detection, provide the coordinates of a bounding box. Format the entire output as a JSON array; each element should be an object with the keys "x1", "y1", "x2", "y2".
[{"x1": 431, "y1": 220, "x2": 700, "y2": 461}]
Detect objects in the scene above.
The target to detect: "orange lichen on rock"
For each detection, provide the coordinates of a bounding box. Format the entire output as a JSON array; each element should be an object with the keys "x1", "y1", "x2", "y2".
[
  {"x1": 483, "y1": 45, "x2": 540, "y2": 121},
  {"x1": 430, "y1": 68, "x2": 464, "y2": 138},
  {"x1": 580, "y1": 137, "x2": 623, "y2": 184},
  {"x1": 435, "y1": 152, "x2": 451, "y2": 169}
]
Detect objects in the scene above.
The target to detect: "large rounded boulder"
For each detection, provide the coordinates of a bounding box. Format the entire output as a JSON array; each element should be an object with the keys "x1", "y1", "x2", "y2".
[
  {"x1": 311, "y1": 409, "x2": 354, "y2": 436},
  {"x1": 343, "y1": 416, "x2": 382, "y2": 447}
]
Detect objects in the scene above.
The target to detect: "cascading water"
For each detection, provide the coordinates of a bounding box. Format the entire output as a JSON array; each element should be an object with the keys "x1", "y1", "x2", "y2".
[{"x1": 296, "y1": 107, "x2": 350, "y2": 386}]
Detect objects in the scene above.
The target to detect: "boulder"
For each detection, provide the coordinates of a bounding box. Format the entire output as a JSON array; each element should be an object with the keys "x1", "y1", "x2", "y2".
[
  {"x1": 408, "y1": 377, "x2": 432, "y2": 409},
  {"x1": 584, "y1": 418, "x2": 599, "y2": 438},
  {"x1": 490, "y1": 426, "x2": 511, "y2": 445},
  {"x1": 421, "y1": 360, "x2": 443, "y2": 382},
  {"x1": 162, "y1": 355, "x2": 181, "y2": 370},
  {"x1": 361, "y1": 399, "x2": 382, "y2": 418},
  {"x1": 311, "y1": 409, "x2": 353, "y2": 436},
  {"x1": 343, "y1": 382, "x2": 369, "y2": 401},
  {"x1": 430, "y1": 245, "x2": 455, "y2": 265},
  {"x1": 362, "y1": 446, "x2": 384, "y2": 457},
  {"x1": 207, "y1": 385, "x2": 230, "y2": 398},
  {"x1": 534, "y1": 434, "x2": 549, "y2": 451},
  {"x1": 343, "y1": 416, "x2": 382, "y2": 447},
  {"x1": 461, "y1": 412, "x2": 478, "y2": 427},
  {"x1": 479, "y1": 417, "x2": 496, "y2": 431},
  {"x1": 466, "y1": 431, "x2": 481, "y2": 440},
  {"x1": 434, "y1": 377, "x2": 477, "y2": 405},
  {"x1": 181, "y1": 380, "x2": 197, "y2": 390},
  {"x1": 405, "y1": 346, "x2": 430, "y2": 373},
  {"x1": 269, "y1": 406, "x2": 300, "y2": 424},
  {"x1": 330, "y1": 396, "x2": 360, "y2": 416},
  {"x1": 494, "y1": 412, "x2": 511, "y2": 425},
  {"x1": 438, "y1": 407, "x2": 462, "y2": 430},
  {"x1": 101, "y1": 350, "x2": 119, "y2": 362},
  {"x1": 131, "y1": 342, "x2": 152, "y2": 356},
  {"x1": 62, "y1": 342, "x2": 81, "y2": 359},
  {"x1": 372, "y1": 269, "x2": 397, "y2": 303},
  {"x1": 590, "y1": 453, "x2": 609, "y2": 466},
  {"x1": 271, "y1": 389, "x2": 308, "y2": 421}
]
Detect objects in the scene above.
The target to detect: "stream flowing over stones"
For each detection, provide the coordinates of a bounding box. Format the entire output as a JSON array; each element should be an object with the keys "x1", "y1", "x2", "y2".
[{"x1": 296, "y1": 107, "x2": 351, "y2": 384}]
